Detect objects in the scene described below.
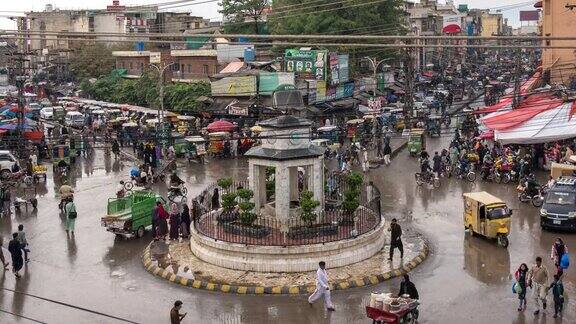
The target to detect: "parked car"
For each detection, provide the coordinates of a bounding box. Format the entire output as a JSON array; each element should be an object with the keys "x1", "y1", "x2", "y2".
[
  {"x1": 39, "y1": 107, "x2": 54, "y2": 120},
  {"x1": 64, "y1": 111, "x2": 85, "y2": 128},
  {"x1": 0, "y1": 150, "x2": 19, "y2": 178}
]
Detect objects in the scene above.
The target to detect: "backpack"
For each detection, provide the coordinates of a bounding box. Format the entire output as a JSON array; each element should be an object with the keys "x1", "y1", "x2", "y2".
[{"x1": 560, "y1": 253, "x2": 570, "y2": 270}]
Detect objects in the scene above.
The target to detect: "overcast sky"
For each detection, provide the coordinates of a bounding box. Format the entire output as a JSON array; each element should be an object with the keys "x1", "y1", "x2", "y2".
[{"x1": 0, "y1": 0, "x2": 536, "y2": 30}]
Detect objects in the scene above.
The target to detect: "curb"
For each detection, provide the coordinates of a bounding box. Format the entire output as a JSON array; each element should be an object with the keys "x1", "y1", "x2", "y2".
[{"x1": 141, "y1": 240, "x2": 429, "y2": 295}]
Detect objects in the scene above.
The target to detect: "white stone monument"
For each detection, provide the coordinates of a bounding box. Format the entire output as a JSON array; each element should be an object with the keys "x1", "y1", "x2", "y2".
[{"x1": 245, "y1": 115, "x2": 325, "y2": 227}]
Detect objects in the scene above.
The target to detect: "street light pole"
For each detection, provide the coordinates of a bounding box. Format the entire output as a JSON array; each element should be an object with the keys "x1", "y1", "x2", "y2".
[
  {"x1": 149, "y1": 62, "x2": 175, "y2": 124},
  {"x1": 364, "y1": 56, "x2": 390, "y2": 95}
]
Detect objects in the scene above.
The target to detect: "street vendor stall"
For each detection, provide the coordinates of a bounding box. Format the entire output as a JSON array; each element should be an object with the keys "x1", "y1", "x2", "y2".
[{"x1": 366, "y1": 292, "x2": 419, "y2": 324}]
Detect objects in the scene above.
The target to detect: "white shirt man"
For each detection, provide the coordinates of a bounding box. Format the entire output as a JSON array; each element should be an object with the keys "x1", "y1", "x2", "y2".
[{"x1": 308, "y1": 261, "x2": 335, "y2": 311}]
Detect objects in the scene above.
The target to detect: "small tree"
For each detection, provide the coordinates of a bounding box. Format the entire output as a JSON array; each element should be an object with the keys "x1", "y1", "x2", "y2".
[
  {"x1": 237, "y1": 188, "x2": 257, "y2": 225},
  {"x1": 299, "y1": 190, "x2": 320, "y2": 226},
  {"x1": 218, "y1": 178, "x2": 237, "y2": 214},
  {"x1": 342, "y1": 172, "x2": 363, "y2": 217}
]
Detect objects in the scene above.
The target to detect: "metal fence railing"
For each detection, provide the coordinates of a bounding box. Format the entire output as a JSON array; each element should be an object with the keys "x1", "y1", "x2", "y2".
[{"x1": 191, "y1": 175, "x2": 382, "y2": 246}]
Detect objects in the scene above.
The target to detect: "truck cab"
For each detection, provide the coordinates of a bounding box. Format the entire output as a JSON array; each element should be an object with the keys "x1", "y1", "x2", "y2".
[{"x1": 541, "y1": 177, "x2": 576, "y2": 230}]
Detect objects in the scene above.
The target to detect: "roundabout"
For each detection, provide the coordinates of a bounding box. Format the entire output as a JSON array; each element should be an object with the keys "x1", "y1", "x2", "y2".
[{"x1": 141, "y1": 115, "x2": 430, "y2": 294}]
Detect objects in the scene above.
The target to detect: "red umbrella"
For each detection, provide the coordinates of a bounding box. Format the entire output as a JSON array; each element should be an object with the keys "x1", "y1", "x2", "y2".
[{"x1": 207, "y1": 120, "x2": 235, "y2": 133}]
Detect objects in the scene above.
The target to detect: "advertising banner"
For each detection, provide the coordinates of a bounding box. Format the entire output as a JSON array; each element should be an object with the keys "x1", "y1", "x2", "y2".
[
  {"x1": 316, "y1": 80, "x2": 327, "y2": 103},
  {"x1": 329, "y1": 52, "x2": 340, "y2": 86},
  {"x1": 338, "y1": 54, "x2": 349, "y2": 83},
  {"x1": 259, "y1": 72, "x2": 295, "y2": 95},
  {"x1": 211, "y1": 76, "x2": 257, "y2": 96},
  {"x1": 284, "y1": 49, "x2": 327, "y2": 80}
]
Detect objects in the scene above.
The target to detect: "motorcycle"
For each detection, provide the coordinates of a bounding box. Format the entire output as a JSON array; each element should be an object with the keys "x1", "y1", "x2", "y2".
[
  {"x1": 455, "y1": 164, "x2": 476, "y2": 182},
  {"x1": 415, "y1": 172, "x2": 441, "y2": 188},
  {"x1": 480, "y1": 163, "x2": 495, "y2": 182},
  {"x1": 167, "y1": 183, "x2": 188, "y2": 202},
  {"x1": 517, "y1": 183, "x2": 546, "y2": 207}
]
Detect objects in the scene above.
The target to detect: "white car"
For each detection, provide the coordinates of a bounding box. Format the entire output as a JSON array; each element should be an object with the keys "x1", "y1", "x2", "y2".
[
  {"x1": 40, "y1": 107, "x2": 54, "y2": 120},
  {"x1": 0, "y1": 150, "x2": 18, "y2": 178}
]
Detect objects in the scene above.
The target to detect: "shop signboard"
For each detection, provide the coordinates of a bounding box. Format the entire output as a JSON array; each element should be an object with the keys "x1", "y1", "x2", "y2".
[
  {"x1": 338, "y1": 54, "x2": 349, "y2": 83},
  {"x1": 316, "y1": 80, "x2": 327, "y2": 103},
  {"x1": 259, "y1": 72, "x2": 295, "y2": 95},
  {"x1": 314, "y1": 81, "x2": 354, "y2": 103},
  {"x1": 329, "y1": 52, "x2": 340, "y2": 86},
  {"x1": 211, "y1": 76, "x2": 257, "y2": 97},
  {"x1": 284, "y1": 49, "x2": 327, "y2": 80}
]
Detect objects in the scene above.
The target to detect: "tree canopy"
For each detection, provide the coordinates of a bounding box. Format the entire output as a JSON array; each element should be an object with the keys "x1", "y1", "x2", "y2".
[
  {"x1": 69, "y1": 44, "x2": 130, "y2": 80},
  {"x1": 269, "y1": 0, "x2": 407, "y2": 65},
  {"x1": 80, "y1": 72, "x2": 211, "y2": 114},
  {"x1": 220, "y1": 0, "x2": 270, "y2": 34}
]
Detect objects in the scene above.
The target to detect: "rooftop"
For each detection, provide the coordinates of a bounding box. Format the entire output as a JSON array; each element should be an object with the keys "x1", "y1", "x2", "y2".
[
  {"x1": 258, "y1": 115, "x2": 312, "y2": 129},
  {"x1": 245, "y1": 146, "x2": 324, "y2": 161}
]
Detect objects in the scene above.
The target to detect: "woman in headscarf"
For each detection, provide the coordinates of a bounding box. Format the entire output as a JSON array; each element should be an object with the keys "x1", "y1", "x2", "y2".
[
  {"x1": 155, "y1": 201, "x2": 169, "y2": 240},
  {"x1": 180, "y1": 203, "x2": 191, "y2": 239}
]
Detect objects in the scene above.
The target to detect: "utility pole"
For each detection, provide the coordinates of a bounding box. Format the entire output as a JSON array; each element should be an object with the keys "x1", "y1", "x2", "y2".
[
  {"x1": 403, "y1": 48, "x2": 414, "y2": 127},
  {"x1": 149, "y1": 61, "x2": 175, "y2": 146},
  {"x1": 512, "y1": 48, "x2": 522, "y2": 108}
]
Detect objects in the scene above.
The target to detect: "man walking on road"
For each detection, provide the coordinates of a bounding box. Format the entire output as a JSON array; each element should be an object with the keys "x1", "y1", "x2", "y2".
[
  {"x1": 17, "y1": 224, "x2": 30, "y2": 263},
  {"x1": 528, "y1": 256, "x2": 549, "y2": 315},
  {"x1": 170, "y1": 300, "x2": 186, "y2": 324},
  {"x1": 388, "y1": 218, "x2": 403, "y2": 261},
  {"x1": 8, "y1": 233, "x2": 23, "y2": 278},
  {"x1": 308, "y1": 261, "x2": 336, "y2": 311}
]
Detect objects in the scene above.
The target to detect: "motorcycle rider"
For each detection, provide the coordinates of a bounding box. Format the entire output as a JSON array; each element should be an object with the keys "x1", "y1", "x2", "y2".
[
  {"x1": 432, "y1": 152, "x2": 442, "y2": 178},
  {"x1": 169, "y1": 172, "x2": 185, "y2": 196},
  {"x1": 481, "y1": 153, "x2": 494, "y2": 180},
  {"x1": 59, "y1": 181, "x2": 74, "y2": 212},
  {"x1": 525, "y1": 173, "x2": 539, "y2": 197},
  {"x1": 420, "y1": 157, "x2": 433, "y2": 182}
]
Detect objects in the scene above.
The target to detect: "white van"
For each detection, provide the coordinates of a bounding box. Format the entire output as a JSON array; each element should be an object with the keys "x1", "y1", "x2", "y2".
[{"x1": 65, "y1": 111, "x2": 85, "y2": 128}]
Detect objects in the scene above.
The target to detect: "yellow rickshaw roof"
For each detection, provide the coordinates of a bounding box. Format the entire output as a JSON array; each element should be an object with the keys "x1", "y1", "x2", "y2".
[
  {"x1": 409, "y1": 128, "x2": 425, "y2": 135},
  {"x1": 463, "y1": 191, "x2": 505, "y2": 205}
]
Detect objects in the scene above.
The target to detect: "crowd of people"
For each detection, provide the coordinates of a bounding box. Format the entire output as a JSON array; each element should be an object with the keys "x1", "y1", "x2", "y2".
[{"x1": 514, "y1": 238, "x2": 569, "y2": 318}]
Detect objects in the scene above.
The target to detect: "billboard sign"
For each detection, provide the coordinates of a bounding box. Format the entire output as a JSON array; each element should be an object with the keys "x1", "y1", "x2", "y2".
[
  {"x1": 284, "y1": 49, "x2": 327, "y2": 80},
  {"x1": 329, "y1": 52, "x2": 340, "y2": 86},
  {"x1": 259, "y1": 72, "x2": 295, "y2": 95},
  {"x1": 211, "y1": 76, "x2": 257, "y2": 97},
  {"x1": 338, "y1": 54, "x2": 349, "y2": 83}
]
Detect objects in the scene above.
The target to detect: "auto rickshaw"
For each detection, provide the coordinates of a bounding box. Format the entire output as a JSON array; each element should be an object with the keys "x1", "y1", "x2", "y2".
[
  {"x1": 172, "y1": 133, "x2": 187, "y2": 158},
  {"x1": 346, "y1": 119, "x2": 364, "y2": 139},
  {"x1": 185, "y1": 136, "x2": 206, "y2": 163},
  {"x1": 311, "y1": 139, "x2": 339, "y2": 158},
  {"x1": 208, "y1": 132, "x2": 231, "y2": 157},
  {"x1": 463, "y1": 191, "x2": 512, "y2": 248},
  {"x1": 176, "y1": 115, "x2": 195, "y2": 135},
  {"x1": 426, "y1": 116, "x2": 441, "y2": 137},
  {"x1": 51, "y1": 144, "x2": 71, "y2": 172},
  {"x1": 407, "y1": 128, "x2": 426, "y2": 157},
  {"x1": 53, "y1": 106, "x2": 66, "y2": 122},
  {"x1": 317, "y1": 125, "x2": 339, "y2": 143}
]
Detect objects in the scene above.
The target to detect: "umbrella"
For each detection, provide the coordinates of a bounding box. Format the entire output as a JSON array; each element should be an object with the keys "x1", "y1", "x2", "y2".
[
  {"x1": 250, "y1": 125, "x2": 263, "y2": 133},
  {"x1": 207, "y1": 120, "x2": 235, "y2": 133}
]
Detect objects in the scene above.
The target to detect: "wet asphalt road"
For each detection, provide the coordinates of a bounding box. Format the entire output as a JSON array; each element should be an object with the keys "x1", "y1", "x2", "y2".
[{"x1": 1, "y1": 135, "x2": 575, "y2": 324}]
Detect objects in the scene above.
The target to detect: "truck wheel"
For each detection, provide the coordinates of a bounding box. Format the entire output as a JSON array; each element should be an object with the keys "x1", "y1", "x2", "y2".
[
  {"x1": 498, "y1": 235, "x2": 509, "y2": 248},
  {"x1": 136, "y1": 226, "x2": 145, "y2": 238}
]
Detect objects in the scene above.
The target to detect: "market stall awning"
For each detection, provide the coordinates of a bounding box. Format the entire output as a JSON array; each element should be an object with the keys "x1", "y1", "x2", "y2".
[
  {"x1": 483, "y1": 93, "x2": 563, "y2": 131},
  {"x1": 495, "y1": 101, "x2": 576, "y2": 144},
  {"x1": 474, "y1": 98, "x2": 513, "y2": 115},
  {"x1": 207, "y1": 120, "x2": 236, "y2": 133}
]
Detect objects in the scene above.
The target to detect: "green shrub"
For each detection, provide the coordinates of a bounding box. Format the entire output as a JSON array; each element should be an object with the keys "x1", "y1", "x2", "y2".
[{"x1": 300, "y1": 190, "x2": 320, "y2": 225}]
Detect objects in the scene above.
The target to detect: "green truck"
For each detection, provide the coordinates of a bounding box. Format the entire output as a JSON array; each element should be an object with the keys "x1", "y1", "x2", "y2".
[{"x1": 101, "y1": 190, "x2": 165, "y2": 238}]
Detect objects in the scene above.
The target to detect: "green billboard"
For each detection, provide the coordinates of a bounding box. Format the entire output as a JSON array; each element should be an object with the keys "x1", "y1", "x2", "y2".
[{"x1": 284, "y1": 49, "x2": 328, "y2": 80}]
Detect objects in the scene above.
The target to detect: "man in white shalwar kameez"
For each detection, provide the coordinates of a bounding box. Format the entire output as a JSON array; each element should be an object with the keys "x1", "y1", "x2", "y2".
[{"x1": 308, "y1": 261, "x2": 335, "y2": 311}]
